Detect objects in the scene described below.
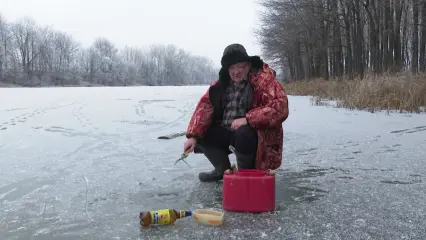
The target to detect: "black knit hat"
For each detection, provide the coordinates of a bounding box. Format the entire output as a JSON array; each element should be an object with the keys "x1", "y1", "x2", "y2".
[
  {"x1": 218, "y1": 43, "x2": 264, "y2": 85},
  {"x1": 220, "y1": 43, "x2": 251, "y2": 69}
]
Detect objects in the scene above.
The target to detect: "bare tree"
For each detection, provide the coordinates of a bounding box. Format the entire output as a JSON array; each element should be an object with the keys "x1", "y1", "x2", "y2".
[
  {"x1": 255, "y1": 0, "x2": 426, "y2": 81},
  {"x1": 0, "y1": 14, "x2": 218, "y2": 87}
]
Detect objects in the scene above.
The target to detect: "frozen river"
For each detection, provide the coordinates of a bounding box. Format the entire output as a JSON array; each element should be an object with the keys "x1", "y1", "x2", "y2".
[{"x1": 0, "y1": 86, "x2": 425, "y2": 240}]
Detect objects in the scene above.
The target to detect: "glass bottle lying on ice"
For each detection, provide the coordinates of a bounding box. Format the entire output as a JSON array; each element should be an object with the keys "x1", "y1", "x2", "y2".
[{"x1": 139, "y1": 209, "x2": 193, "y2": 226}]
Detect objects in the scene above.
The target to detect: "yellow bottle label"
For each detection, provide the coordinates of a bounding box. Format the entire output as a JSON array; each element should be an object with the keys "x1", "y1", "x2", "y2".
[{"x1": 149, "y1": 209, "x2": 171, "y2": 225}]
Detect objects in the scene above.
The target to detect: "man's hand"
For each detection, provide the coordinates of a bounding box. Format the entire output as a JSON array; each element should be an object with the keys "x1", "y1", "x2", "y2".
[
  {"x1": 184, "y1": 138, "x2": 197, "y2": 153},
  {"x1": 231, "y1": 118, "x2": 247, "y2": 130}
]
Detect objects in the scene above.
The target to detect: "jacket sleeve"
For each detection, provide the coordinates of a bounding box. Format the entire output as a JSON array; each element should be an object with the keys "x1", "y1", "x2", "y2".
[
  {"x1": 245, "y1": 77, "x2": 289, "y2": 129},
  {"x1": 186, "y1": 82, "x2": 216, "y2": 139}
]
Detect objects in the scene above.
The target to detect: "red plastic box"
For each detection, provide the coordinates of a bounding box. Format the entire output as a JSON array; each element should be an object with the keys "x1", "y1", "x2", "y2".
[{"x1": 222, "y1": 169, "x2": 275, "y2": 213}]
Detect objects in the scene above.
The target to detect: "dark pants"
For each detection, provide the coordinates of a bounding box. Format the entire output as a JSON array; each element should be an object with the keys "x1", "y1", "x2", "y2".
[{"x1": 196, "y1": 124, "x2": 258, "y2": 169}]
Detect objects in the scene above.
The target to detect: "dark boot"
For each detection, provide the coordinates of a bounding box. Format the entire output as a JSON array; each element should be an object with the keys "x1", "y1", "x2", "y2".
[
  {"x1": 198, "y1": 147, "x2": 231, "y2": 182},
  {"x1": 232, "y1": 147, "x2": 256, "y2": 170},
  {"x1": 230, "y1": 125, "x2": 258, "y2": 170},
  {"x1": 229, "y1": 145, "x2": 256, "y2": 169}
]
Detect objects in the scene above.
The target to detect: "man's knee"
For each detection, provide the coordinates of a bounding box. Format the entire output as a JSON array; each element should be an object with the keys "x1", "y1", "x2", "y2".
[{"x1": 233, "y1": 125, "x2": 258, "y2": 153}]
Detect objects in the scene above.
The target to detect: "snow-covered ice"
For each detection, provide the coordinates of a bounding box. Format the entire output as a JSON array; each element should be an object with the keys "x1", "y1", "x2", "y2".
[{"x1": 0, "y1": 86, "x2": 425, "y2": 240}]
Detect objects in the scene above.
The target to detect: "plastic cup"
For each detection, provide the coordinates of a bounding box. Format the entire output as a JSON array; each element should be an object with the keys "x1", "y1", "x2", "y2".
[{"x1": 192, "y1": 209, "x2": 224, "y2": 226}]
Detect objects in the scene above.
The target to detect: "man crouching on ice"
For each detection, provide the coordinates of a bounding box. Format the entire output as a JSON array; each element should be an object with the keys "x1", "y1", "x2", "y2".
[{"x1": 183, "y1": 43, "x2": 289, "y2": 182}]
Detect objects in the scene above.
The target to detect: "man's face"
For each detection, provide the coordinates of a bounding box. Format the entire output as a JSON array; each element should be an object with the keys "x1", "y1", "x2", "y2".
[{"x1": 228, "y1": 62, "x2": 250, "y2": 82}]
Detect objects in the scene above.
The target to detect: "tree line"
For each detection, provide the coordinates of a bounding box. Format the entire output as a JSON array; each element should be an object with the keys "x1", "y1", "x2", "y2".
[
  {"x1": 0, "y1": 14, "x2": 218, "y2": 87},
  {"x1": 256, "y1": 0, "x2": 426, "y2": 81}
]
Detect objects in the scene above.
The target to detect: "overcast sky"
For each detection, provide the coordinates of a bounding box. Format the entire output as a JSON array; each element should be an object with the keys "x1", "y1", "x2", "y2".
[{"x1": 0, "y1": 0, "x2": 263, "y2": 67}]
